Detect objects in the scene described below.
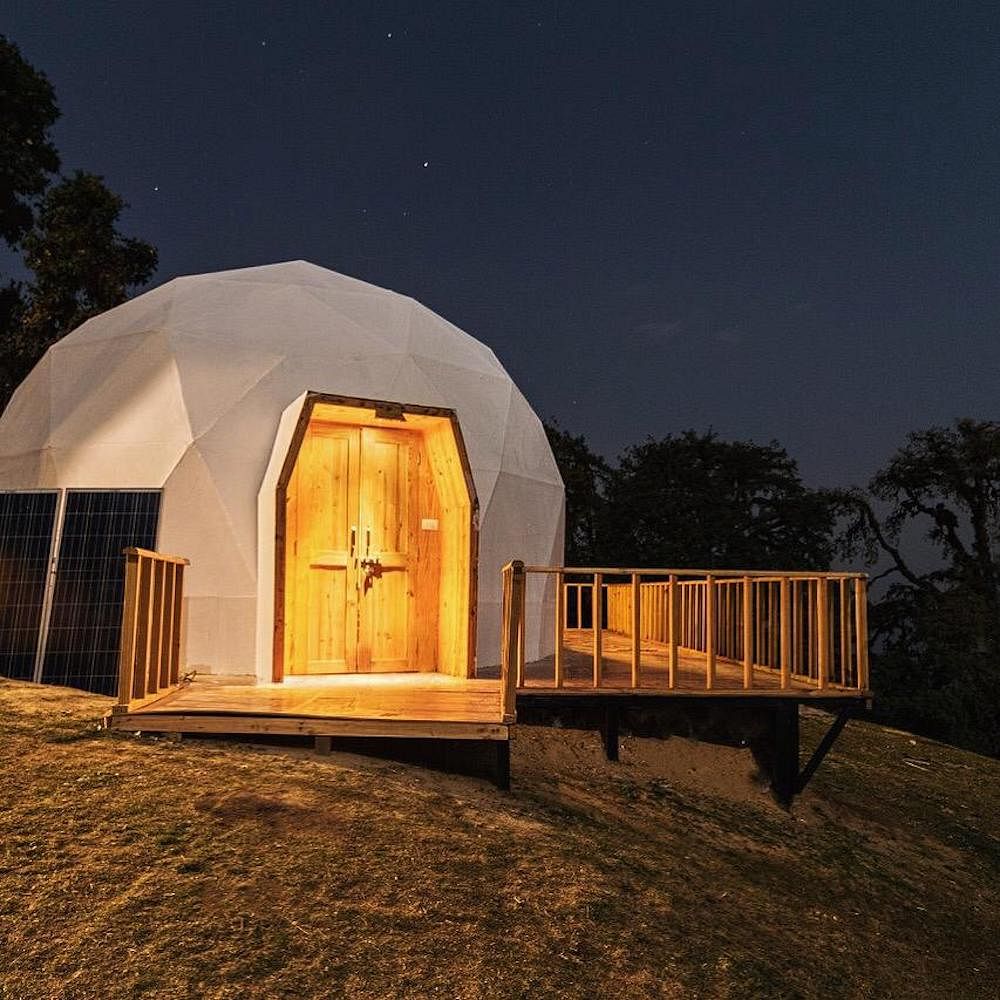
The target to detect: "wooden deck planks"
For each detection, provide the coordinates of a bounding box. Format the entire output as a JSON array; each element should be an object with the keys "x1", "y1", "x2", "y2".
[
  {"x1": 520, "y1": 629, "x2": 864, "y2": 695},
  {"x1": 125, "y1": 674, "x2": 503, "y2": 725}
]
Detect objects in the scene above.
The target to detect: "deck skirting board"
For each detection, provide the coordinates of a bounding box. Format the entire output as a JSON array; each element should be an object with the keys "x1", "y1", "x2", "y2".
[{"x1": 106, "y1": 712, "x2": 509, "y2": 741}]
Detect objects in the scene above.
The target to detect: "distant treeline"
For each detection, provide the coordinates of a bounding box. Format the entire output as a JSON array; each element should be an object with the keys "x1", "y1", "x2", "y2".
[{"x1": 545, "y1": 419, "x2": 1000, "y2": 758}]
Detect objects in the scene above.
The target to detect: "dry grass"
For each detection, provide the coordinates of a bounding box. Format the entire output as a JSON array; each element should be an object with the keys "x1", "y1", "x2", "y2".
[{"x1": 1, "y1": 678, "x2": 998, "y2": 1000}]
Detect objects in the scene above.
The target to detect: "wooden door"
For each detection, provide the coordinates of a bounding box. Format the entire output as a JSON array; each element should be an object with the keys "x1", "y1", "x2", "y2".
[
  {"x1": 286, "y1": 422, "x2": 427, "y2": 675},
  {"x1": 357, "y1": 427, "x2": 414, "y2": 671},
  {"x1": 287, "y1": 425, "x2": 360, "y2": 674}
]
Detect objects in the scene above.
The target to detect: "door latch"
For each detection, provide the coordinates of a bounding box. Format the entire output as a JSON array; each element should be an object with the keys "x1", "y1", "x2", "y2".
[{"x1": 360, "y1": 557, "x2": 382, "y2": 592}]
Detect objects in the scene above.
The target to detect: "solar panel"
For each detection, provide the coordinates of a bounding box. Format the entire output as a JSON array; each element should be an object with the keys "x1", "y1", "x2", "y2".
[
  {"x1": 0, "y1": 492, "x2": 58, "y2": 681},
  {"x1": 41, "y1": 491, "x2": 161, "y2": 695}
]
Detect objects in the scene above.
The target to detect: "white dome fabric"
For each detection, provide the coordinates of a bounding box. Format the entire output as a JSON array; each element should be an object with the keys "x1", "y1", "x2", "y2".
[{"x1": 0, "y1": 261, "x2": 564, "y2": 676}]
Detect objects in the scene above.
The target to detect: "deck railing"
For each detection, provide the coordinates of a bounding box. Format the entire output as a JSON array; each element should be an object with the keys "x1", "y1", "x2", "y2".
[
  {"x1": 500, "y1": 562, "x2": 870, "y2": 695},
  {"x1": 113, "y1": 548, "x2": 190, "y2": 714}
]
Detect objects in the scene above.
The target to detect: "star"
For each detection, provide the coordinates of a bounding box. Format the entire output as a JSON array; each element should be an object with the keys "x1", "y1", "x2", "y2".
[{"x1": 422, "y1": 161, "x2": 429, "y2": 168}]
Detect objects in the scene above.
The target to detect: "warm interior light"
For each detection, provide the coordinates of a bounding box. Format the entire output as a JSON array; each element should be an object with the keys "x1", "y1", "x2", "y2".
[{"x1": 282, "y1": 401, "x2": 473, "y2": 681}]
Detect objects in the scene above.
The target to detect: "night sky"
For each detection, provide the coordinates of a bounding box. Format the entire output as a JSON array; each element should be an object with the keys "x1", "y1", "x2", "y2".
[{"x1": 6, "y1": 2, "x2": 999, "y2": 487}]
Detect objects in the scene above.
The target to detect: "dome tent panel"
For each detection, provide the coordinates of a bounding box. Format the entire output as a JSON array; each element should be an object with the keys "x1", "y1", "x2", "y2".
[
  {"x1": 170, "y1": 331, "x2": 283, "y2": 440},
  {"x1": 0, "y1": 261, "x2": 563, "y2": 690}
]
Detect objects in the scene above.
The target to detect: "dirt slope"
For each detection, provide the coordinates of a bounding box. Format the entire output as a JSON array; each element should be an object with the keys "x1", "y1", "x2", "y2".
[{"x1": 1, "y1": 678, "x2": 997, "y2": 999}]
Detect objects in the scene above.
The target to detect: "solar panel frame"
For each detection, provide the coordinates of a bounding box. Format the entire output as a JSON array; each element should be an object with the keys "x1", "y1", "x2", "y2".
[
  {"x1": 40, "y1": 490, "x2": 161, "y2": 695},
  {"x1": 0, "y1": 491, "x2": 59, "y2": 681}
]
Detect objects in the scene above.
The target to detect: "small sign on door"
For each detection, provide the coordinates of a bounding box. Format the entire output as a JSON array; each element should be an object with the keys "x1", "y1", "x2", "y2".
[{"x1": 421, "y1": 518, "x2": 439, "y2": 531}]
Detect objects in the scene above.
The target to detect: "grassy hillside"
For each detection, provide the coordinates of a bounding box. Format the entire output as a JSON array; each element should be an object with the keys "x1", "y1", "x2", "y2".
[{"x1": 1, "y1": 678, "x2": 998, "y2": 1000}]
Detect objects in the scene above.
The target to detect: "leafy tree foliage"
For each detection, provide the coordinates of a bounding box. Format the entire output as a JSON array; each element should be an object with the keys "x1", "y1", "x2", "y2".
[
  {"x1": 836, "y1": 419, "x2": 1000, "y2": 755},
  {"x1": 0, "y1": 36, "x2": 60, "y2": 246},
  {"x1": 17, "y1": 171, "x2": 157, "y2": 351},
  {"x1": 0, "y1": 41, "x2": 157, "y2": 409},
  {"x1": 604, "y1": 431, "x2": 835, "y2": 570},
  {"x1": 543, "y1": 422, "x2": 611, "y2": 565}
]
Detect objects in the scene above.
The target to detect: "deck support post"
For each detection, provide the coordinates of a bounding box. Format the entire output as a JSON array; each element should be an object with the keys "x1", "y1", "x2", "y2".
[
  {"x1": 493, "y1": 740, "x2": 511, "y2": 790},
  {"x1": 315, "y1": 735, "x2": 333, "y2": 754},
  {"x1": 601, "y1": 705, "x2": 620, "y2": 762},
  {"x1": 770, "y1": 703, "x2": 800, "y2": 807},
  {"x1": 796, "y1": 708, "x2": 852, "y2": 794}
]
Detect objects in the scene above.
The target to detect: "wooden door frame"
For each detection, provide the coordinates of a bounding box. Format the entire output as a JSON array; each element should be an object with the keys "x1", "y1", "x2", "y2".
[{"x1": 272, "y1": 392, "x2": 479, "y2": 682}]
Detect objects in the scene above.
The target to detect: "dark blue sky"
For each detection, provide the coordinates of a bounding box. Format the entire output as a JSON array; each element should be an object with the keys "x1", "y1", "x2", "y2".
[{"x1": 6, "y1": 2, "x2": 999, "y2": 486}]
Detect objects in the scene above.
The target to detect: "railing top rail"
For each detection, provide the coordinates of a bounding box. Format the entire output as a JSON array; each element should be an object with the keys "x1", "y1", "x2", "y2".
[
  {"x1": 123, "y1": 547, "x2": 191, "y2": 566},
  {"x1": 523, "y1": 565, "x2": 867, "y2": 580}
]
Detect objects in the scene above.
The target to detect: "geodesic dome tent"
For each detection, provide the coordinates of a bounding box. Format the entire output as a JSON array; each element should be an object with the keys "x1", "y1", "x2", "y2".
[{"x1": 0, "y1": 261, "x2": 563, "y2": 693}]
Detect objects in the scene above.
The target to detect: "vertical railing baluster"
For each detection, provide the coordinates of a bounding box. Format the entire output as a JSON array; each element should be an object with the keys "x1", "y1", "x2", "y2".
[
  {"x1": 816, "y1": 577, "x2": 829, "y2": 689},
  {"x1": 554, "y1": 571, "x2": 565, "y2": 687},
  {"x1": 115, "y1": 551, "x2": 141, "y2": 712},
  {"x1": 519, "y1": 570, "x2": 526, "y2": 682},
  {"x1": 838, "y1": 578, "x2": 847, "y2": 686},
  {"x1": 630, "y1": 573, "x2": 640, "y2": 688},
  {"x1": 780, "y1": 576, "x2": 790, "y2": 690},
  {"x1": 855, "y1": 576, "x2": 869, "y2": 691},
  {"x1": 592, "y1": 572, "x2": 603, "y2": 687},
  {"x1": 668, "y1": 574, "x2": 678, "y2": 688},
  {"x1": 705, "y1": 575, "x2": 716, "y2": 690},
  {"x1": 742, "y1": 576, "x2": 753, "y2": 688}
]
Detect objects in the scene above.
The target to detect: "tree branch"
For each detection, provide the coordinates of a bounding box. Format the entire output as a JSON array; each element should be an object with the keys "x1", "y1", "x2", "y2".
[{"x1": 845, "y1": 493, "x2": 938, "y2": 592}]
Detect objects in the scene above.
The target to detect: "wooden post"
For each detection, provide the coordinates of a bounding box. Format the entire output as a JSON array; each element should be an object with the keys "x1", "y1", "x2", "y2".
[
  {"x1": 855, "y1": 576, "x2": 869, "y2": 690},
  {"x1": 500, "y1": 562, "x2": 522, "y2": 722},
  {"x1": 771, "y1": 703, "x2": 800, "y2": 807},
  {"x1": 630, "y1": 573, "x2": 641, "y2": 688},
  {"x1": 499, "y1": 563, "x2": 510, "y2": 702},
  {"x1": 592, "y1": 572, "x2": 603, "y2": 687},
  {"x1": 668, "y1": 574, "x2": 678, "y2": 688},
  {"x1": 779, "y1": 576, "x2": 790, "y2": 690},
  {"x1": 554, "y1": 572, "x2": 565, "y2": 688},
  {"x1": 115, "y1": 551, "x2": 141, "y2": 712},
  {"x1": 755, "y1": 580, "x2": 763, "y2": 669},
  {"x1": 839, "y1": 578, "x2": 849, "y2": 686},
  {"x1": 160, "y1": 562, "x2": 176, "y2": 688},
  {"x1": 771, "y1": 582, "x2": 780, "y2": 667},
  {"x1": 705, "y1": 575, "x2": 716, "y2": 690},
  {"x1": 133, "y1": 556, "x2": 153, "y2": 701},
  {"x1": 151, "y1": 560, "x2": 166, "y2": 691},
  {"x1": 602, "y1": 706, "x2": 620, "y2": 762},
  {"x1": 493, "y1": 740, "x2": 511, "y2": 791},
  {"x1": 791, "y1": 580, "x2": 800, "y2": 676},
  {"x1": 816, "y1": 577, "x2": 829, "y2": 689},
  {"x1": 742, "y1": 576, "x2": 753, "y2": 689},
  {"x1": 170, "y1": 563, "x2": 185, "y2": 684},
  {"x1": 516, "y1": 567, "x2": 527, "y2": 688}
]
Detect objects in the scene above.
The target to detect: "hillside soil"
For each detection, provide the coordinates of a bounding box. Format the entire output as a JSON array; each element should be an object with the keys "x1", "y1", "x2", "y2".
[{"x1": 1, "y1": 678, "x2": 998, "y2": 999}]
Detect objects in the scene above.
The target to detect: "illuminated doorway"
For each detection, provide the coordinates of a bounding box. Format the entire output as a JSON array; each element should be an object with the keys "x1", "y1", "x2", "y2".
[{"x1": 274, "y1": 396, "x2": 477, "y2": 680}]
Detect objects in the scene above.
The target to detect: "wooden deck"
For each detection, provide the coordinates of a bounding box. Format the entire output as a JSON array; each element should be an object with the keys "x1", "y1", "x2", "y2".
[
  {"x1": 103, "y1": 556, "x2": 870, "y2": 796},
  {"x1": 108, "y1": 673, "x2": 508, "y2": 741},
  {"x1": 109, "y1": 625, "x2": 866, "y2": 743}
]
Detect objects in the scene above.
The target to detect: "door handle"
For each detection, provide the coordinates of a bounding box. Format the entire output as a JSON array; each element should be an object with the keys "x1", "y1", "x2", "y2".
[
  {"x1": 365, "y1": 527, "x2": 371, "y2": 555},
  {"x1": 350, "y1": 526, "x2": 357, "y2": 557}
]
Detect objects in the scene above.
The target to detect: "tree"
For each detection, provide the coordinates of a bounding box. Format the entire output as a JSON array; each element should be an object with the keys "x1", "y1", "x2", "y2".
[
  {"x1": 544, "y1": 421, "x2": 611, "y2": 565},
  {"x1": 0, "y1": 39, "x2": 157, "y2": 409},
  {"x1": 836, "y1": 419, "x2": 1000, "y2": 755},
  {"x1": 604, "y1": 430, "x2": 836, "y2": 570},
  {"x1": 0, "y1": 35, "x2": 60, "y2": 247},
  {"x1": 20, "y1": 173, "x2": 156, "y2": 339}
]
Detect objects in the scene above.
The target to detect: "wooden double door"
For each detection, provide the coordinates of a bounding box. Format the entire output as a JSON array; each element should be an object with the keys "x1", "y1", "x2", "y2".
[{"x1": 285, "y1": 423, "x2": 431, "y2": 674}]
